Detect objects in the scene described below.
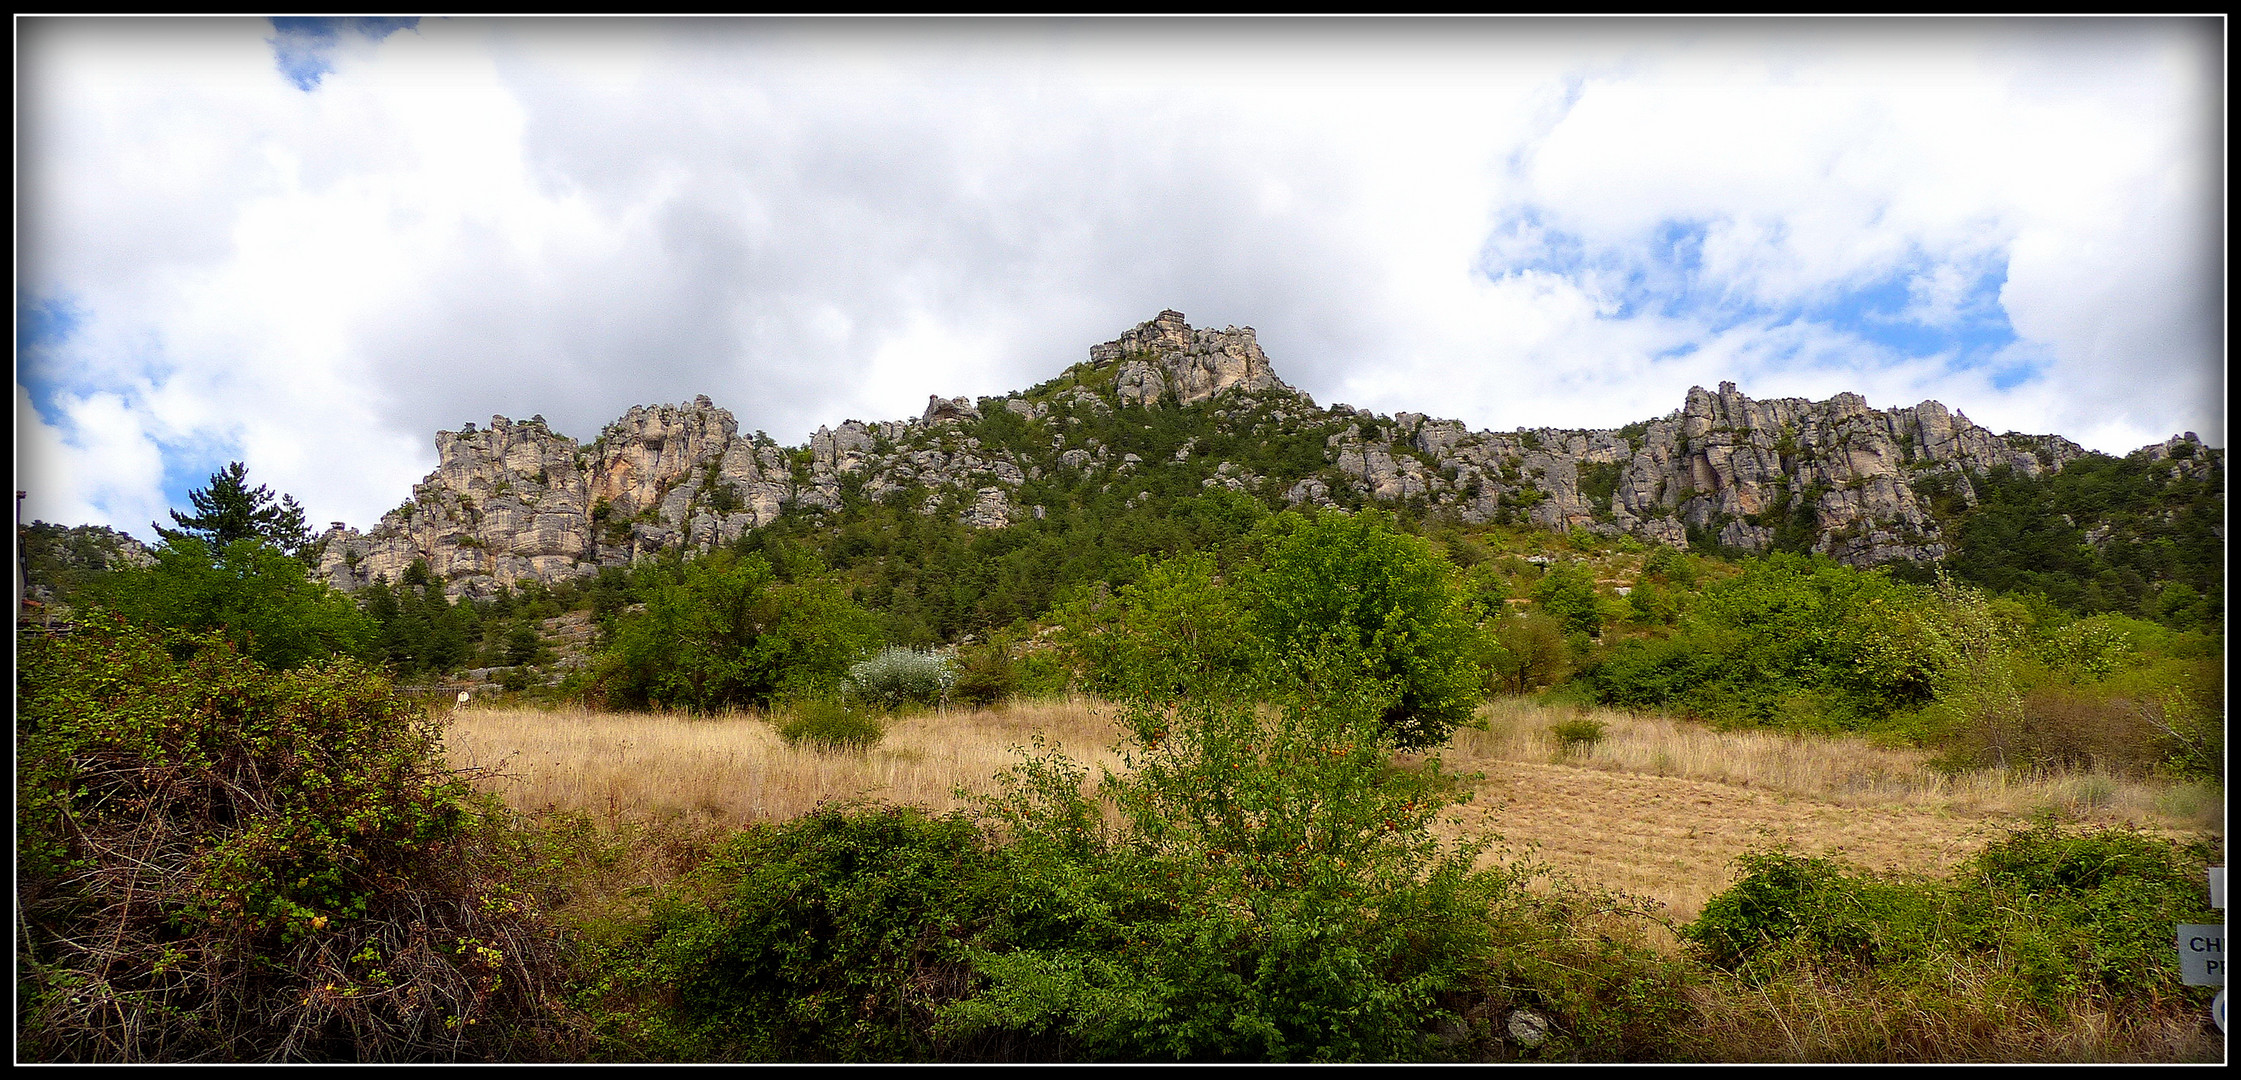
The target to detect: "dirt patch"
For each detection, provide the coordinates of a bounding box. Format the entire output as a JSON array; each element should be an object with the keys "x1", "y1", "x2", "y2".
[{"x1": 1438, "y1": 760, "x2": 2018, "y2": 930}]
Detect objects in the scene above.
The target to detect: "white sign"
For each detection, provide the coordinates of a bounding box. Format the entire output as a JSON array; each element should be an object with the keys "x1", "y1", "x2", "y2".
[
  {"x1": 2178, "y1": 924, "x2": 2224, "y2": 987},
  {"x1": 2212, "y1": 867, "x2": 2225, "y2": 911}
]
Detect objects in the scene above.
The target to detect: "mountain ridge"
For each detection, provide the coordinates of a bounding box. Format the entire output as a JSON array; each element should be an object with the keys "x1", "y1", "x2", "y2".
[{"x1": 312, "y1": 310, "x2": 2217, "y2": 599}]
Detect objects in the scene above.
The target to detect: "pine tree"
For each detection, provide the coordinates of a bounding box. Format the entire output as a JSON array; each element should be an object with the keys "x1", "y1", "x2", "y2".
[{"x1": 156, "y1": 461, "x2": 314, "y2": 558}]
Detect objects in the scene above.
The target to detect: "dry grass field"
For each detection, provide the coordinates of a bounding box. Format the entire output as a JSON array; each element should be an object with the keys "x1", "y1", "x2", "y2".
[
  {"x1": 440, "y1": 696, "x2": 1127, "y2": 827},
  {"x1": 443, "y1": 695, "x2": 2224, "y2": 934},
  {"x1": 1429, "y1": 700, "x2": 2224, "y2": 931}
]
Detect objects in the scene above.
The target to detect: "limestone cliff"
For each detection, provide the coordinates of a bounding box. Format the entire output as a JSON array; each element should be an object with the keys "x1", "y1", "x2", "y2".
[{"x1": 320, "y1": 311, "x2": 2173, "y2": 597}]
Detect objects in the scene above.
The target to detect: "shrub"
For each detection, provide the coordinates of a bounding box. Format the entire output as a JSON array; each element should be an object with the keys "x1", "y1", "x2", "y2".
[
  {"x1": 1550, "y1": 716, "x2": 1607, "y2": 754},
  {"x1": 592, "y1": 551, "x2": 881, "y2": 712},
  {"x1": 777, "y1": 699, "x2": 886, "y2": 751},
  {"x1": 951, "y1": 638, "x2": 1023, "y2": 709},
  {"x1": 1481, "y1": 611, "x2": 1571, "y2": 695},
  {"x1": 2142, "y1": 689, "x2": 2224, "y2": 785},
  {"x1": 1249, "y1": 509, "x2": 1486, "y2": 749},
  {"x1": 1531, "y1": 561, "x2": 1603, "y2": 638},
  {"x1": 942, "y1": 692, "x2": 1692, "y2": 1062},
  {"x1": 1055, "y1": 552, "x2": 1258, "y2": 702},
  {"x1": 1684, "y1": 824, "x2": 2222, "y2": 1007},
  {"x1": 604, "y1": 805, "x2": 1018, "y2": 1061},
  {"x1": 845, "y1": 646, "x2": 957, "y2": 711},
  {"x1": 16, "y1": 619, "x2": 581, "y2": 1062},
  {"x1": 1581, "y1": 555, "x2": 1950, "y2": 734},
  {"x1": 87, "y1": 536, "x2": 379, "y2": 670}
]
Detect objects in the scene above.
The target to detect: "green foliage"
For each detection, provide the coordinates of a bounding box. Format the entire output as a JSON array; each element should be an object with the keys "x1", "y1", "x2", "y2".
[
  {"x1": 948, "y1": 696, "x2": 1476, "y2": 1059},
  {"x1": 16, "y1": 620, "x2": 579, "y2": 1061},
  {"x1": 1550, "y1": 716, "x2": 1607, "y2": 753},
  {"x1": 1248, "y1": 510, "x2": 1486, "y2": 750},
  {"x1": 2141, "y1": 689, "x2": 2224, "y2": 785},
  {"x1": 952, "y1": 636, "x2": 1024, "y2": 708},
  {"x1": 1479, "y1": 611, "x2": 1571, "y2": 695},
  {"x1": 845, "y1": 646, "x2": 957, "y2": 711},
  {"x1": 927, "y1": 693, "x2": 1693, "y2": 1062},
  {"x1": 776, "y1": 699, "x2": 887, "y2": 752},
  {"x1": 16, "y1": 520, "x2": 148, "y2": 606},
  {"x1": 1581, "y1": 554, "x2": 1944, "y2": 733},
  {"x1": 608, "y1": 806, "x2": 1018, "y2": 1061},
  {"x1": 155, "y1": 460, "x2": 315, "y2": 560},
  {"x1": 1530, "y1": 562, "x2": 1603, "y2": 638},
  {"x1": 504, "y1": 622, "x2": 543, "y2": 667},
  {"x1": 88, "y1": 537, "x2": 379, "y2": 671},
  {"x1": 591, "y1": 551, "x2": 881, "y2": 712},
  {"x1": 358, "y1": 569, "x2": 480, "y2": 677},
  {"x1": 1625, "y1": 578, "x2": 1679, "y2": 625},
  {"x1": 1576, "y1": 461, "x2": 1622, "y2": 515},
  {"x1": 1685, "y1": 824, "x2": 2221, "y2": 1008},
  {"x1": 1056, "y1": 552, "x2": 1259, "y2": 702},
  {"x1": 1937, "y1": 452, "x2": 2223, "y2": 631}
]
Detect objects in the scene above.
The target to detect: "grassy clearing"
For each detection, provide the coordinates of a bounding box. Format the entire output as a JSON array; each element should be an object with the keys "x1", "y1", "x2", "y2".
[
  {"x1": 1430, "y1": 699, "x2": 2220, "y2": 934},
  {"x1": 438, "y1": 694, "x2": 2222, "y2": 1063},
  {"x1": 441, "y1": 696, "x2": 1123, "y2": 829},
  {"x1": 446, "y1": 694, "x2": 2219, "y2": 938},
  {"x1": 1455, "y1": 697, "x2": 2223, "y2": 829}
]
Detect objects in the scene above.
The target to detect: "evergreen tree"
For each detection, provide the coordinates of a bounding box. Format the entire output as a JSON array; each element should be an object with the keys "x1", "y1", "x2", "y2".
[{"x1": 155, "y1": 461, "x2": 314, "y2": 559}]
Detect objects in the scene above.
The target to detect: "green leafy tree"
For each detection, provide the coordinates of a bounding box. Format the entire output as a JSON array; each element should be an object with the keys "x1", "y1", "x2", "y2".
[
  {"x1": 592, "y1": 551, "x2": 881, "y2": 712},
  {"x1": 156, "y1": 461, "x2": 315, "y2": 559},
  {"x1": 1481, "y1": 611, "x2": 1571, "y2": 695},
  {"x1": 1584, "y1": 553, "x2": 1946, "y2": 732},
  {"x1": 1055, "y1": 552, "x2": 1259, "y2": 701},
  {"x1": 1530, "y1": 561, "x2": 1603, "y2": 638},
  {"x1": 1249, "y1": 510, "x2": 1485, "y2": 749},
  {"x1": 87, "y1": 536, "x2": 378, "y2": 671}
]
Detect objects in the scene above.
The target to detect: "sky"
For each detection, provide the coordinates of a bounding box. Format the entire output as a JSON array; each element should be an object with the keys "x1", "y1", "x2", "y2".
[{"x1": 15, "y1": 16, "x2": 2226, "y2": 540}]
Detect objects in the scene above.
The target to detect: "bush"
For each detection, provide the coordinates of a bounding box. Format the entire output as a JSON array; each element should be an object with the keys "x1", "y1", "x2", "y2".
[
  {"x1": 845, "y1": 646, "x2": 957, "y2": 711},
  {"x1": 16, "y1": 619, "x2": 581, "y2": 1062},
  {"x1": 1248, "y1": 509, "x2": 1486, "y2": 749},
  {"x1": 1481, "y1": 611, "x2": 1571, "y2": 695},
  {"x1": 942, "y1": 692, "x2": 1691, "y2": 1061},
  {"x1": 1531, "y1": 562, "x2": 1603, "y2": 638},
  {"x1": 592, "y1": 552, "x2": 881, "y2": 712},
  {"x1": 1581, "y1": 554, "x2": 1948, "y2": 734},
  {"x1": 777, "y1": 699, "x2": 886, "y2": 752},
  {"x1": 1684, "y1": 823, "x2": 2222, "y2": 1007},
  {"x1": 1055, "y1": 552, "x2": 1258, "y2": 702},
  {"x1": 603, "y1": 805, "x2": 1018, "y2": 1061},
  {"x1": 951, "y1": 638, "x2": 1023, "y2": 709},
  {"x1": 1551, "y1": 716, "x2": 1607, "y2": 754}
]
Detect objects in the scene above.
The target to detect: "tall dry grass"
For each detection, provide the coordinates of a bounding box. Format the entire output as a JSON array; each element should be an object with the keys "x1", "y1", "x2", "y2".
[
  {"x1": 1450, "y1": 697, "x2": 2224, "y2": 833},
  {"x1": 442, "y1": 696, "x2": 1124, "y2": 830},
  {"x1": 1684, "y1": 963, "x2": 2224, "y2": 1063}
]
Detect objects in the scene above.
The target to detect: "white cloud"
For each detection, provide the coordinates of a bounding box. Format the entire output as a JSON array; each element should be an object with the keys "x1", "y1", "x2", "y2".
[
  {"x1": 16, "y1": 17, "x2": 2221, "y2": 540},
  {"x1": 16, "y1": 383, "x2": 171, "y2": 534}
]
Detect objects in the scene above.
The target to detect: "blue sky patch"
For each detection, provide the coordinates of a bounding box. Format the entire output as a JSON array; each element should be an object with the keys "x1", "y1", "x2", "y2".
[
  {"x1": 16, "y1": 292, "x2": 88, "y2": 424},
  {"x1": 268, "y1": 17, "x2": 420, "y2": 92},
  {"x1": 1478, "y1": 212, "x2": 2026, "y2": 378}
]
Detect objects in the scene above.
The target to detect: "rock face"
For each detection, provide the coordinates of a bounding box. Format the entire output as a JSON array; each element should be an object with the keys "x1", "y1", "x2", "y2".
[
  {"x1": 322, "y1": 311, "x2": 2162, "y2": 598},
  {"x1": 1090, "y1": 309, "x2": 1290, "y2": 407},
  {"x1": 1303, "y1": 381, "x2": 2085, "y2": 566}
]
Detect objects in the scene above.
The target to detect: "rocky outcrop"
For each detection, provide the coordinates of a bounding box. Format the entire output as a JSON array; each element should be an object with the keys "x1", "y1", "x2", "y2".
[
  {"x1": 1090, "y1": 309, "x2": 1291, "y2": 407},
  {"x1": 1304, "y1": 380, "x2": 2090, "y2": 565},
  {"x1": 320, "y1": 311, "x2": 2177, "y2": 598}
]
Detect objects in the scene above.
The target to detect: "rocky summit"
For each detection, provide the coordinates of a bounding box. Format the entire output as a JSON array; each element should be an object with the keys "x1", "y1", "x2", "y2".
[{"x1": 317, "y1": 311, "x2": 2205, "y2": 598}]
